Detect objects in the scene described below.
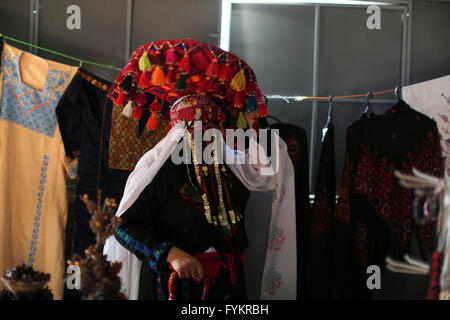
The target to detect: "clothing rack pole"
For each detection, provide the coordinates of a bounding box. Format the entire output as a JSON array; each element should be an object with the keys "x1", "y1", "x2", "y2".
[
  {"x1": 309, "y1": 4, "x2": 320, "y2": 191},
  {"x1": 266, "y1": 95, "x2": 397, "y2": 104},
  {"x1": 124, "y1": 0, "x2": 133, "y2": 65}
]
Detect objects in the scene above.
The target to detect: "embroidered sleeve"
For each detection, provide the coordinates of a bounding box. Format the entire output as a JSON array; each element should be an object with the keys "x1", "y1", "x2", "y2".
[
  {"x1": 114, "y1": 160, "x2": 177, "y2": 272},
  {"x1": 115, "y1": 226, "x2": 172, "y2": 271}
]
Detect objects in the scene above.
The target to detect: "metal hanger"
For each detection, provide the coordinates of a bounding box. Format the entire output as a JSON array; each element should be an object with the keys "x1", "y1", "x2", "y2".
[
  {"x1": 364, "y1": 92, "x2": 374, "y2": 117},
  {"x1": 263, "y1": 95, "x2": 284, "y2": 124},
  {"x1": 322, "y1": 95, "x2": 333, "y2": 142},
  {"x1": 326, "y1": 95, "x2": 333, "y2": 127},
  {"x1": 395, "y1": 86, "x2": 402, "y2": 100}
]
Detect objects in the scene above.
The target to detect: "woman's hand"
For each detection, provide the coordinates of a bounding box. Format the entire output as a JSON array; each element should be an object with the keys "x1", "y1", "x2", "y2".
[{"x1": 166, "y1": 246, "x2": 205, "y2": 281}]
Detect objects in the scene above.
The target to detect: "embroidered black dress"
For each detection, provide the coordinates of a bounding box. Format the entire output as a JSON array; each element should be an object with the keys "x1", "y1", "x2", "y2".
[
  {"x1": 306, "y1": 121, "x2": 335, "y2": 299},
  {"x1": 55, "y1": 68, "x2": 130, "y2": 256},
  {"x1": 333, "y1": 100, "x2": 444, "y2": 299},
  {"x1": 269, "y1": 123, "x2": 310, "y2": 299},
  {"x1": 114, "y1": 158, "x2": 250, "y2": 300}
]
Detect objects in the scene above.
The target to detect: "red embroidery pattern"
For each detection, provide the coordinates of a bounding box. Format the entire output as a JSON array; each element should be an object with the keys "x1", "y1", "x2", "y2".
[
  {"x1": 285, "y1": 135, "x2": 300, "y2": 161},
  {"x1": 269, "y1": 225, "x2": 286, "y2": 251},
  {"x1": 264, "y1": 268, "x2": 282, "y2": 295},
  {"x1": 310, "y1": 187, "x2": 331, "y2": 242},
  {"x1": 350, "y1": 130, "x2": 443, "y2": 264},
  {"x1": 335, "y1": 156, "x2": 354, "y2": 222}
]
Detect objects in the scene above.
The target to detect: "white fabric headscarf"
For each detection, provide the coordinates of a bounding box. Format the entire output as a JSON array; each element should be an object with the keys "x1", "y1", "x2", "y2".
[{"x1": 103, "y1": 121, "x2": 297, "y2": 300}]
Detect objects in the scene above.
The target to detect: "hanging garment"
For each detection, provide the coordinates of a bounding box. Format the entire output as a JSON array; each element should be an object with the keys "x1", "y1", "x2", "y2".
[
  {"x1": 55, "y1": 68, "x2": 130, "y2": 257},
  {"x1": 104, "y1": 123, "x2": 297, "y2": 300},
  {"x1": 269, "y1": 122, "x2": 309, "y2": 299},
  {"x1": 305, "y1": 121, "x2": 335, "y2": 299},
  {"x1": 402, "y1": 75, "x2": 450, "y2": 176},
  {"x1": 0, "y1": 43, "x2": 77, "y2": 299},
  {"x1": 333, "y1": 100, "x2": 444, "y2": 299}
]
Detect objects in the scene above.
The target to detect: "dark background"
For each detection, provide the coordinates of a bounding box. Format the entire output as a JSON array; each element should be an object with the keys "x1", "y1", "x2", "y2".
[{"x1": 0, "y1": 0, "x2": 449, "y2": 299}]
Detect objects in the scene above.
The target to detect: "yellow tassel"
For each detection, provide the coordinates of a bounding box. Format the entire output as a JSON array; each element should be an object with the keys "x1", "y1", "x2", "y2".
[
  {"x1": 138, "y1": 51, "x2": 152, "y2": 72},
  {"x1": 237, "y1": 111, "x2": 247, "y2": 129},
  {"x1": 230, "y1": 69, "x2": 246, "y2": 91}
]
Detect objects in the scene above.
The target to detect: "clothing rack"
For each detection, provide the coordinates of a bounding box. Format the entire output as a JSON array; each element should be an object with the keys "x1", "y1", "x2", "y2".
[{"x1": 266, "y1": 88, "x2": 398, "y2": 104}]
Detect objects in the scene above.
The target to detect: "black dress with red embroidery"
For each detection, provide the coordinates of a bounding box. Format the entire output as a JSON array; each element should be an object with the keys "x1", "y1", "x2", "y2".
[
  {"x1": 333, "y1": 100, "x2": 444, "y2": 299},
  {"x1": 305, "y1": 121, "x2": 335, "y2": 298}
]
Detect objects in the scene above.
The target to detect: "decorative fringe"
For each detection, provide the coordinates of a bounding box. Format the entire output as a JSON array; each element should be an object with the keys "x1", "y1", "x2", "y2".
[
  {"x1": 237, "y1": 111, "x2": 247, "y2": 129},
  {"x1": 119, "y1": 75, "x2": 133, "y2": 92},
  {"x1": 138, "y1": 51, "x2": 152, "y2": 72},
  {"x1": 138, "y1": 71, "x2": 152, "y2": 88},
  {"x1": 132, "y1": 105, "x2": 142, "y2": 119},
  {"x1": 246, "y1": 95, "x2": 258, "y2": 113},
  {"x1": 233, "y1": 90, "x2": 245, "y2": 109},
  {"x1": 230, "y1": 69, "x2": 246, "y2": 91},
  {"x1": 121, "y1": 100, "x2": 134, "y2": 117},
  {"x1": 151, "y1": 65, "x2": 167, "y2": 86},
  {"x1": 175, "y1": 73, "x2": 187, "y2": 91},
  {"x1": 206, "y1": 57, "x2": 219, "y2": 79}
]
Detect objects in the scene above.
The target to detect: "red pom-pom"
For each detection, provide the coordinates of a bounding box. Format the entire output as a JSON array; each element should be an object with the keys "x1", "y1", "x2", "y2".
[{"x1": 150, "y1": 99, "x2": 162, "y2": 113}]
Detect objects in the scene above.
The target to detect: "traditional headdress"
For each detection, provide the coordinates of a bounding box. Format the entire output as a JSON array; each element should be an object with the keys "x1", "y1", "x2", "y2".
[{"x1": 107, "y1": 39, "x2": 269, "y2": 133}]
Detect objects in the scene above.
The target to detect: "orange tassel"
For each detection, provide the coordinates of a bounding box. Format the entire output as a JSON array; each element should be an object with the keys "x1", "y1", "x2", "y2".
[
  {"x1": 138, "y1": 71, "x2": 152, "y2": 88},
  {"x1": 151, "y1": 65, "x2": 167, "y2": 86}
]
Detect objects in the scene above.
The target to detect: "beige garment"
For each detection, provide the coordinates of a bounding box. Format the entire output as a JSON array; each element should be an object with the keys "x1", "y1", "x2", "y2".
[
  {"x1": 403, "y1": 75, "x2": 450, "y2": 175},
  {"x1": 0, "y1": 43, "x2": 77, "y2": 299}
]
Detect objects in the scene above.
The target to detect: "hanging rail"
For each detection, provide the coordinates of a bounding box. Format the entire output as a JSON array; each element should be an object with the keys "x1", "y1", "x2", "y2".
[{"x1": 1, "y1": 34, "x2": 122, "y2": 71}]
